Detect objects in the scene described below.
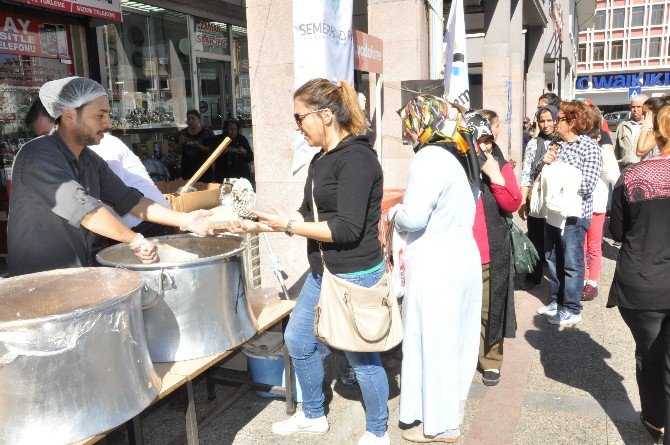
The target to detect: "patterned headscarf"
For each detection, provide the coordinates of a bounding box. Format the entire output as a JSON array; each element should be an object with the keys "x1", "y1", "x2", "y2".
[
  {"x1": 399, "y1": 95, "x2": 483, "y2": 201},
  {"x1": 464, "y1": 111, "x2": 493, "y2": 142},
  {"x1": 399, "y1": 95, "x2": 471, "y2": 154}
]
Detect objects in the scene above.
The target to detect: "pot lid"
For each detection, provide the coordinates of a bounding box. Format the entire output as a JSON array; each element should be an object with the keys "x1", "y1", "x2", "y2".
[
  {"x1": 96, "y1": 234, "x2": 245, "y2": 270},
  {"x1": 0, "y1": 267, "x2": 145, "y2": 324}
]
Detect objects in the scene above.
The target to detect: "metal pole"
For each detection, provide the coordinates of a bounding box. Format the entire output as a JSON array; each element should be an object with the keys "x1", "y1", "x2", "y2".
[
  {"x1": 428, "y1": 0, "x2": 445, "y2": 80},
  {"x1": 374, "y1": 73, "x2": 383, "y2": 163}
]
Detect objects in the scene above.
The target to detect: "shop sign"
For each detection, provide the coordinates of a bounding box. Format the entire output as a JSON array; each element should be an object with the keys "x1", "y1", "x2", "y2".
[
  {"x1": 0, "y1": 12, "x2": 72, "y2": 60},
  {"x1": 576, "y1": 71, "x2": 670, "y2": 90},
  {"x1": 194, "y1": 21, "x2": 229, "y2": 55},
  {"x1": 18, "y1": 0, "x2": 122, "y2": 22},
  {"x1": 353, "y1": 30, "x2": 383, "y2": 74}
]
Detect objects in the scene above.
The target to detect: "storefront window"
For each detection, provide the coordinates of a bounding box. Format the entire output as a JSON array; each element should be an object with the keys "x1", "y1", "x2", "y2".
[
  {"x1": 233, "y1": 26, "x2": 251, "y2": 126},
  {"x1": 101, "y1": 6, "x2": 192, "y2": 139},
  {"x1": 99, "y1": 2, "x2": 249, "y2": 167},
  {"x1": 0, "y1": 11, "x2": 75, "y2": 173}
]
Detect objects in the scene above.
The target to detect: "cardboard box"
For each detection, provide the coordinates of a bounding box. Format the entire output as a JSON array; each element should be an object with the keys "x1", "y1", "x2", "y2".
[{"x1": 155, "y1": 180, "x2": 222, "y2": 212}]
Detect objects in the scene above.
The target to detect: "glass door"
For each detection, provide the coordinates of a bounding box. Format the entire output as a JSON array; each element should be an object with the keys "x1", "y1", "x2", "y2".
[{"x1": 196, "y1": 57, "x2": 232, "y2": 130}]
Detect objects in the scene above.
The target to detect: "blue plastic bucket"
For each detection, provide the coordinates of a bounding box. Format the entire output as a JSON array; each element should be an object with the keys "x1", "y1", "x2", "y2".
[{"x1": 244, "y1": 351, "x2": 302, "y2": 402}]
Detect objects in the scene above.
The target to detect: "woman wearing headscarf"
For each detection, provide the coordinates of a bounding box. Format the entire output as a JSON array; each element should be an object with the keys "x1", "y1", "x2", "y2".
[
  {"x1": 464, "y1": 112, "x2": 522, "y2": 387},
  {"x1": 392, "y1": 95, "x2": 482, "y2": 443},
  {"x1": 518, "y1": 104, "x2": 558, "y2": 289}
]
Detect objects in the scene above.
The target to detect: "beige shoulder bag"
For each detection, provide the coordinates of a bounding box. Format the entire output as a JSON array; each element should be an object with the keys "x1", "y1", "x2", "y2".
[{"x1": 311, "y1": 181, "x2": 404, "y2": 352}]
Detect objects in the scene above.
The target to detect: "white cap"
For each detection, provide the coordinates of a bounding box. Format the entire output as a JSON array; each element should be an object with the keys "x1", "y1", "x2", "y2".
[{"x1": 39, "y1": 76, "x2": 107, "y2": 119}]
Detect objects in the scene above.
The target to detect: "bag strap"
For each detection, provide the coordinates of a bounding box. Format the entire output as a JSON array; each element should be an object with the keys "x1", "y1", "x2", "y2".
[{"x1": 311, "y1": 179, "x2": 328, "y2": 269}]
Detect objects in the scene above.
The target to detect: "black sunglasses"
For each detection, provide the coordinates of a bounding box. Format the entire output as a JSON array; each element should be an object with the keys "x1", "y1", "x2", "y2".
[{"x1": 293, "y1": 109, "x2": 325, "y2": 126}]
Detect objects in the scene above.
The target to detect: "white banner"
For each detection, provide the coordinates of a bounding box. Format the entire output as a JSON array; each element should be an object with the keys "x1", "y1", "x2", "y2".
[
  {"x1": 292, "y1": 0, "x2": 354, "y2": 174},
  {"x1": 444, "y1": 0, "x2": 470, "y2": 109}
]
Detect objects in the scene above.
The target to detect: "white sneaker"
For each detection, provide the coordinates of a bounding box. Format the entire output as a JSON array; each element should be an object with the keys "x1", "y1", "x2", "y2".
[
  {"x1": 537, "y1": 300, "x2": 558, "y2": 316},
  {"x1": 271, "y1": 411, "x2": 329, "y2": 436},
  {"x1": 357, "y1": 431, "x2": 390, "y2": 445}
]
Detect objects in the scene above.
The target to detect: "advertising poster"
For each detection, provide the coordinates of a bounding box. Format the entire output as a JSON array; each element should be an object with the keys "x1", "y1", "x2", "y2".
[
  {"x1": 0, "y1": 12, "x2": 72, "y2": 60},
  {"x1": 292, "y1": 0, "x2": 354, "y2": 173},
  {"x1": 194, "y1": 20, "x2": 229, "y2": 55}
]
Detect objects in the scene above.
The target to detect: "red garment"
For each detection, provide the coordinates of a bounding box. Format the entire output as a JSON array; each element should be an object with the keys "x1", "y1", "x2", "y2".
[
  {"x1": 584, "y1": 212, "x2": 606, "y2": 281},
  {"x1": 601, "y1": 119, "x2": 610, "y2": 133},
  {"x1": 473, "y1": 163, "x2": 522, "y2": 264}
]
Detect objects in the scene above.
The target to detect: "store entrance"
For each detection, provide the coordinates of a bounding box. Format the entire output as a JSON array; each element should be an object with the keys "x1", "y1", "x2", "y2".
[{"x1": 196, "y1": 57, "x2": 232, "y2": 130}]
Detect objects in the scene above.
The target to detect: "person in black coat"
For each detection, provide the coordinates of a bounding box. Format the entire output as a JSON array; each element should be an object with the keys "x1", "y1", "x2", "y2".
[
  {"x1": 608, "y1": 104, "x2": 670, "y2": 444},
  {"x1": 213, "y1": 118, "x2": 254, "y2": 184}
]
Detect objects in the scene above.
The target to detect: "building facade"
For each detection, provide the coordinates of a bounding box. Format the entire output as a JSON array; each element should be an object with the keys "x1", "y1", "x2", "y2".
[{"x1": 576, "y1": 0, "x2": 670, "y2": 108}]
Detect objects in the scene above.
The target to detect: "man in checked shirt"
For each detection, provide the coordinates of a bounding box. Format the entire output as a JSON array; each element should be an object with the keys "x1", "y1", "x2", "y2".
[{"x1": 536, "y1": 101, "x2": 602, "y2": 326}]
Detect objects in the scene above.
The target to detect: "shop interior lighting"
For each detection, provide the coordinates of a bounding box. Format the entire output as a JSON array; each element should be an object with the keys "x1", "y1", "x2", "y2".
[{"x1": 121, "y1": 0, "x2": 165, "y2": 12}]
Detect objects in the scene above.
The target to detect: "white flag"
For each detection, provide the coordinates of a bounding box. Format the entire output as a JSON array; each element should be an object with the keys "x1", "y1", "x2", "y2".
[
  {"x1": 292, "y1": 0, "x2": 354, "y2": 174},
  {"x1": 444, "y1": 0, "x2": 470, "y2": 109}
]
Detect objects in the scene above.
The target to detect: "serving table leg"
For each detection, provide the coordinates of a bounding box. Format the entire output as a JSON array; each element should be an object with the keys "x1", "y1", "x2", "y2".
[
  {"x1": 126, "y1": 416, "x2": 143, "y2": 445},
  {"x1": 281, "y1": 317, "x2": 296, "y2": 415},
  {"x1": 185, "y1": 381, "x2": 199, "y2": 445}
]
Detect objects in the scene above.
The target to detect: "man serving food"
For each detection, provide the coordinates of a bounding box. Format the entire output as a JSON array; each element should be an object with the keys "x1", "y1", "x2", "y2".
[{"x1": 8, "y1": 77, "x2": 214, "y2": 276}]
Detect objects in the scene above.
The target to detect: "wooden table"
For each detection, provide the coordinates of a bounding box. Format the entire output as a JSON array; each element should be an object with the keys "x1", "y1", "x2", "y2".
[{"x1": 73, "y1": 299, "x2": 295, "y2": 445}]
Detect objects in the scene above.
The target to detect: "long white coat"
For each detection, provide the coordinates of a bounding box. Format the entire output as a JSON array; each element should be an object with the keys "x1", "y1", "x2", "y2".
[{"x1": 393, "y1": 145, "x2": 482, "y2": 435}]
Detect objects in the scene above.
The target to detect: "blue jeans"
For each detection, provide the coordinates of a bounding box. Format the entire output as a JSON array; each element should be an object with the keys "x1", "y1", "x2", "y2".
[
  {"x1": 284, "y1": 267, "x2": 389, "y2": 437},
  {"x1": 544, "y1": 217, "x2": 590, "y2": 314}
]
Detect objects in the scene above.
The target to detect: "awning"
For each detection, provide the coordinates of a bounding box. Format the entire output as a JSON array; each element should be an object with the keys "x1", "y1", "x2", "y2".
[{"x1": 575, "y1": 0, "x2": 596, "y2": 30}]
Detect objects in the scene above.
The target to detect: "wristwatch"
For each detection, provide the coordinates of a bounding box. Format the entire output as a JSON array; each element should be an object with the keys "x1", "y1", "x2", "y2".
[{"x1": 285, "y1": 219, "x2": 296, "y2": 237}]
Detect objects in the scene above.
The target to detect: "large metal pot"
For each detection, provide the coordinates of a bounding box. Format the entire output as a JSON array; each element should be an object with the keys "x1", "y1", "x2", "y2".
[
  {"x1": 96, "y1": 234, "x2": 258, "y2": 362},
  {"x1": 0, "y1": 267, "x2": 160, "y2": 445}
]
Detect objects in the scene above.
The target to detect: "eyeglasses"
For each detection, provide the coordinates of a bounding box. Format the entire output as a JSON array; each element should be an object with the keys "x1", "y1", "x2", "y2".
[{"x1": 293, "y1": 109, "x2": 325, "y2": 126}]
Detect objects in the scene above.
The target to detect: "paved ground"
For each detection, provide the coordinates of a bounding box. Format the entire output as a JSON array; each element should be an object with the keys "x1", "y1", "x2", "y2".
[{"x1": 106, "y1": 230, "x2": 655, "y2": 445}]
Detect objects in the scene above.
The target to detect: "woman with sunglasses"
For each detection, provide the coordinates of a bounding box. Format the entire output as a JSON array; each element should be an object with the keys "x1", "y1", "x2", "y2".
[
  {"x1": 235, "y1": 78, "x2": 389, "y2": 445},
  {"x1": 536, "y1": 101, "x2": 601, "y2": 325}
]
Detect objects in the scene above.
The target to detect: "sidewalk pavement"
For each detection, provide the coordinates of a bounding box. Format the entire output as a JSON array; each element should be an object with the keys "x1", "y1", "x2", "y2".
[{"x1": 134, "y1": 234, "x2": 654, "y2": 444}]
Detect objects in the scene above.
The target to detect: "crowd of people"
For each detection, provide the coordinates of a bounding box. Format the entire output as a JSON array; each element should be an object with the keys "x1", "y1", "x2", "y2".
[
  {"x1": 223, "y1": 81, "x2": 670, "y2": 444},
  {"x1": 8, "y1": 74, "x2": 670, "y2": 444}
]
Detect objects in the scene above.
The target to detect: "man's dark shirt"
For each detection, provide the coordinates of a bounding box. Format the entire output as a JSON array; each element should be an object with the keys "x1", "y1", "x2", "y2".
[{"x1": 8, "y1": 131, "x2": 143, "y2": 276}]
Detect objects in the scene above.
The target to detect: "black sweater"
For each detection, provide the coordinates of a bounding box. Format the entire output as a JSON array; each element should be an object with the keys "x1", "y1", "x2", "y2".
[
  {"x1": 298, "y1": 135, "x2": 383, "y2": 274},
  {"x1": 607, "y1": 158, "x2": 670, "y2": 310}
]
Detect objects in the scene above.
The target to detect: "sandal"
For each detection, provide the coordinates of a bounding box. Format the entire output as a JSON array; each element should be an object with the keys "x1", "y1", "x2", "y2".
[
  {"x1": 402, "y1": 425, "x2": 460, "y2": 444},
  {"x1": 641, "y1": 413, "x2": 664, "y2": 443}
]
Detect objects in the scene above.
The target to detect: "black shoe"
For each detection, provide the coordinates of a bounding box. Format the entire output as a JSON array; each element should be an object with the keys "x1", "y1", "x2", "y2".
[
  {"x1": 482, "y1": 369, "x2": 500, "y2": 386},
  {"x1": 521, "y1": 280, "x2": 541, "y2": 291},
  {"x1": 641, "y1": 413, "x2": 664, "y2": 444}
]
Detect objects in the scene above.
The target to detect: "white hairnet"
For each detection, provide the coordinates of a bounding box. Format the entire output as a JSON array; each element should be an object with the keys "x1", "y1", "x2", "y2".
[{"x1": 39, "y1": 76, "x2": 108, "y2": 120}]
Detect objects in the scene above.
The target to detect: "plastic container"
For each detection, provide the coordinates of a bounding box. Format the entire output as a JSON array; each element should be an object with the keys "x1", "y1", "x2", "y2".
[{"x1": 244, "y1": 350, "x2": 302, "y2": 402}]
